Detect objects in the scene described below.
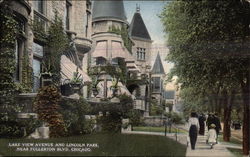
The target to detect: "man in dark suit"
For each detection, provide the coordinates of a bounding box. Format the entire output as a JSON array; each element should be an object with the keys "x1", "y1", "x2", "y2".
[
  {"x1": 198, "y1": 114, "x2": 206, "y2": 135},
  {"x1": 213, "y1": 113, "x2": 221, "y2": 143}
]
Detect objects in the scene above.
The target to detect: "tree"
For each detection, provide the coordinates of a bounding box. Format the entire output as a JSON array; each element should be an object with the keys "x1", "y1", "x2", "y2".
[
  {"x1": 160, "y1": 0, "x2": 250, "y2": 154},
  {"x1": 44, "y1": 11, "x2": 69, "y2": 85}
]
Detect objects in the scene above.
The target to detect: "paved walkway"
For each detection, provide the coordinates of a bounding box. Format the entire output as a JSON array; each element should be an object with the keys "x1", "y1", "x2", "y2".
[
  {"x1": 123, "y1": 129, "x2": 241, "y2": 157},
  {"x1": 185, "y1": 134, "x2": 235, "y2": 157}
]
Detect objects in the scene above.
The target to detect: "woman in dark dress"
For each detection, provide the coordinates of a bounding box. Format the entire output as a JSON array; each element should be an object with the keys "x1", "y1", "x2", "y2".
[{"x1": 188, "y1": 112, "x2": 200, "y2": 150}]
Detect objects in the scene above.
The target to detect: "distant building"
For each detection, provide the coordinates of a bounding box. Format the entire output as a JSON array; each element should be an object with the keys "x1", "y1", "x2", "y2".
[
  {"x1": 164, "y1": 90, "x2": 175, "y2": 104},
  {"x1": 151, "y1": 52, "x2": 166, "y2": 106},
  {"x1": 164, "y1": 83, "x2": 183, "y2": 113},
  {"x1": 127, "y1": 6, "x2": 153, "y2": 116}
]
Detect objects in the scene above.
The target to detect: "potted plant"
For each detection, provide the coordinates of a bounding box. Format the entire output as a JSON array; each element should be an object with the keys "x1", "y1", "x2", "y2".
[
  {"x1": 60, "y1": 79, "x2": 72, "y2": 96},
  {"x1": 92, "y1": 77, "x2": 100, "y2": 97},
  {"x1": 40, "y1": 62, "x2": 54, "y2": 85},
  {"x1": 70, "y1": 68, "x2": 83, "y2": 91}
]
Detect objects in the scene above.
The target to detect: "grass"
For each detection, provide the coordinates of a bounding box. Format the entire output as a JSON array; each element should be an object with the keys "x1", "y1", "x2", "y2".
[
  {"x1": 218, "y1": 136, "x2": 242, "y2": 145},
  {"x1": 133, "y1": 126, "x2": 187, "y2": 133},
  {"x1": 227, "y1": 148, "x2": 243, "y2": 157},
  {"x1": 0, "y1": 133, "x2": 186, "y2": 156},
  {"x1": 218, "y1": 134, "x2": 243, "y2": 157}
]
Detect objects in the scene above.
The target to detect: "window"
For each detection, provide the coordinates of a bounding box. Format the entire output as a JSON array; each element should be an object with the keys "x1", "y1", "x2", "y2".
[
  {"x1": 143, "y1": 48, "x2": 146, "y2": 60},
  {"x1": 136, "y1": 47, "x2": 146, "y2": 60},
  {"x1": 96, "y1": 57, "x2": 106, "y2": 65},
  {"x1": 152, "y1": 77, "x2": 161, "y2": 93},
  {"x1": 112, "y1": 58, "x2": 118, "y2": 65},
  {"x1": 33, "y1": 0, "x2": 44, "y2": 14},
  {"x1": 86, "y1": 12, "x2": 91, "y2": 37},
  {"x1": 136, "y1": 48, "x2": 140, "y2": 59},
  {"x1": 32, "y1": 42, "x2": 44, "y2": 92},
  {"x1": 33, "y1": 58, "x2": 41, "y2": 92},
  {"x1": 65, "y1": 0, "x2": 71, "y2": 30},
  {"x1": 14, "y1": 40, "x2": 20, "y2": 82},
  {"x1": 85, "y1": 0, "x2": 91, "y2": 37},
  {"x1": 15, "y1": 17, "x2": 25, "y2": 35}
]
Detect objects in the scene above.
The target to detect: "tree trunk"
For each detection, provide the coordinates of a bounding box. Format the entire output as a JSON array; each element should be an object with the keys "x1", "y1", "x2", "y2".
[
  {"x1": 242, "y1": 84, "x2": 250, "y2": 155},
  {"x1": 223, "y1": 90, "x2": 235, "y2": 142},
  {"x1": 222, "y1": 90, "x2": 232, "y2": 142}
]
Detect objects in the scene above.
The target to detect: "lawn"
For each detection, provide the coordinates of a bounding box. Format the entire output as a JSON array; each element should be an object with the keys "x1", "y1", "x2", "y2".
[
  {"x1": 133, "y1": 126, "x2": 187, "y2": 133},
  {"x1": 227, "y1": 148, "x2": 243, "y2": 157},
  {"x1": 218, "y1": 136, "x2": 242, "y2": 145},
  {"x1": 0, "y1": 133, "x2": 186, "y2": 156},
  {"x1": 218, "y1": 134, "x2": 243, "y2": 157}
]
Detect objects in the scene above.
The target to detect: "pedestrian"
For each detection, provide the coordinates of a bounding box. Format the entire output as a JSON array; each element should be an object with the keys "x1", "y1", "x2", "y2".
[
  {"x1": 213, "y1": 113, "x2": 221, "y2": 143},
  {"x1": 198, "y1": 113, "x2": 206, "y2": 135},
  {"x1": 188, "y1": 112, "x2": 200, "y2": 150},
  {"x1": 206, "y1": 124, "x2": 217, "y2": 149},
  {"x1": 206, "y1": 113, "x2": 213, "y2": 130}
]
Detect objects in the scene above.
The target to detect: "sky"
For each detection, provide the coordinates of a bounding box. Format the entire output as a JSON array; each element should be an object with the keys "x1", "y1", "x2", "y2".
[{"x1": 124, "y1": 1, "x2": 173, "y2": 75}]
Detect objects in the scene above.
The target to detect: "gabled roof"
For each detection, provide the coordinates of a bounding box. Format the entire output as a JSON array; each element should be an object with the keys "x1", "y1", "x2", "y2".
[
  {"x1": 151, "y1": 52, "x2": 165, "y2": 74},
  {"x1": 92, "y1": 0, "x2": 127, "y2": 22},
  {"x1": 129, "y1": 9, "x2": 151, "y2": 40}
]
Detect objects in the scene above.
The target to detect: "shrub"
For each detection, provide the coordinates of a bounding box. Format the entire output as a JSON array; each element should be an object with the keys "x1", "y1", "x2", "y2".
[
  {"x1": 94, "y1": 94, "x2": 134, "y2": 133},
  {"x1": 97, "y1": 112, "x2": 122, "y2": 133},
  {"x1": 125, "y1": 109, "x2": 142, "y2": 127},
  {"x1": 150, "y1": 102, "x2": 164, "y2": 116},
  {"x1": 60, "y1": 97, "x2": 93, "y2": 135},
  {"x1": 0, "y1": 121, "x2": 22, "y2": 138},
  {"x1": 18, "y1": 117, "x2": 42, "y2": 137},
  {"x1": 165, "y1": 112, "x2": 184, "y2": 124},
  {"x1": 34, "y1": 85, "x2": 66, "y2": 137}
]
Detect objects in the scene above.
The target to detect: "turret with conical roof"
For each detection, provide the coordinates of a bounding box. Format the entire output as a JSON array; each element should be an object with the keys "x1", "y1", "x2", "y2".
[
  {"x1": 92, "y1": 0, "x2": 127, "y2": 23},
  {"x1": 129, "y1": 6, "x2": 151, "y2": 41},
  {"x1": 90, "y1": 0, "x2": 136, "y2": 100},
  {"x1": 151, "y1": 52, "x2": 165, "y2": 75}
]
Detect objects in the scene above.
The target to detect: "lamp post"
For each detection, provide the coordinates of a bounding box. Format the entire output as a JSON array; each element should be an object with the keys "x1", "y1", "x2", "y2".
[{"x1": 146, "y1": 65, "x2": 152, "y2": 116}]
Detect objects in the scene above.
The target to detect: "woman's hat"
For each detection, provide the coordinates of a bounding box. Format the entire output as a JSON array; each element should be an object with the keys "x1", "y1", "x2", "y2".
[{"x1": 210, "y1": 124, "x2": 216, "y2": 128}]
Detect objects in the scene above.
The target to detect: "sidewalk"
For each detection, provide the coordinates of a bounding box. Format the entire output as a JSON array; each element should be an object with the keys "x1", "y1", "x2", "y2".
[
  {"x1": 185, "y1": 134, "x2": 235, "y2": 157},
  {"x1": 122, "y1": 130, "x2": 240, "y2": 157}
]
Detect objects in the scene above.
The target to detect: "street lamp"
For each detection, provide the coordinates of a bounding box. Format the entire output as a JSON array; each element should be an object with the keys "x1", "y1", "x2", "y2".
[{"x1": 146, "y1": 64, "x2": 152, "y2": 116}]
